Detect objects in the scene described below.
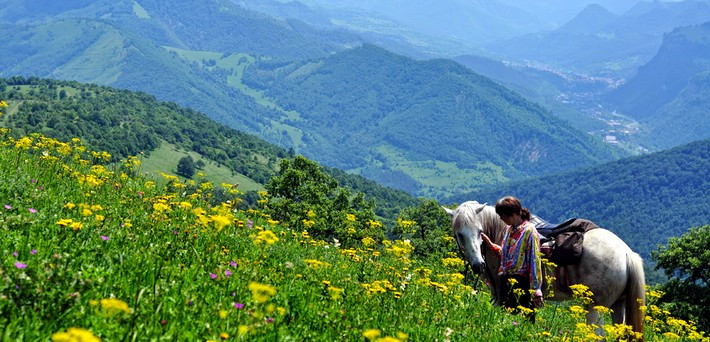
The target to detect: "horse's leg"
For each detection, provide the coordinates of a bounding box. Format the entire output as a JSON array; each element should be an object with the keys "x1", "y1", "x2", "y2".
[
  {"x1": 585, "y1": 306, "x2": 605, "y2": 336},
  {"x1": 611, "y1": 299, "x2": 626, "y2": 325}
]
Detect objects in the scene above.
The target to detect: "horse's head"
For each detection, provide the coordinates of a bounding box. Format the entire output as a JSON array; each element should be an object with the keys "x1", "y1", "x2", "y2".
[{"x1": 443, "y1": 201, "x2": 488, "y2": 274}]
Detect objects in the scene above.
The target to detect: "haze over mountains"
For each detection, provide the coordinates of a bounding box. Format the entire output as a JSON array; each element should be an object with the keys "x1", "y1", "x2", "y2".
[
  {"x1": 1, "y1": 0, "x2": 709, "y2": 200},
  {"x1": 488, "y1": 0, "x2": 710, "y2": 77},
  {"x1": 0, "y1": 0, "x2": 632, "y2": 198}
]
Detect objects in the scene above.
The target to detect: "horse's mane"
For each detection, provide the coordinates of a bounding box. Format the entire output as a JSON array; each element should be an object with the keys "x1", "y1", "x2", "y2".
[
  {"x1": 453, "y1": 201, "x2": 507, "y2": 245},
  {"x1": 480, "y1": 205, "x2": 507, "y2": 245}
]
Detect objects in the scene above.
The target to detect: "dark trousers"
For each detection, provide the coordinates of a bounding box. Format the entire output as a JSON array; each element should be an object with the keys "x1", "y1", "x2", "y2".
[{"x1": 500, "y1": 274, "x2": 536, "y2": 323}]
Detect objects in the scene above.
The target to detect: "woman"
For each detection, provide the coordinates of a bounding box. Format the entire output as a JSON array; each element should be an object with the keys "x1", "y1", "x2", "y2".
[{"x1": 481, "y1": 196, "x2": 543, "y2": 321}]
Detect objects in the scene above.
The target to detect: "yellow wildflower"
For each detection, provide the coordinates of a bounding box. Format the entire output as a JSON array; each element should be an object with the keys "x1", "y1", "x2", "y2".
[
  {"x1": 56, "y1": 219, "x2": 74, "y2": 227},
  {"x1": 363, "y1": 329, "x2": 381, "y2": 341},
  {"x1": 442, "y1": 257, "x2": 465, "y2": 268},
  {"x1": 303, "y1": 259, "x2": 331, "y2": 269},
  {"x1": 375, "y1": 337, "x2": 401, "y2": 342},
  {"x1": 210, "y1": 215, "x2": 231, "y2": 231},
  {"x1": 362, "y1": 237, "x2": 376, "y2": 246},
  {"x1": 328, "y1": 286, "x2": 344, "y2": 300},
  {"x1": 238, "y1": 325, "x2": 249, "y2": 335},
  {"x1": 15, "y1": 137, "x2": 33, "y2": 150},
  {"x1": 367, "y1": 220, "x2": 383, "y2": 229},
  {"x1": 248, "y1": 282, "x2": 276, "y2": 303},
  {"x1": 254, "y1": 230, "x2": 279, "y2": 245},
  {"x1": 153, "y1": 202, "x2": 171, "y2": 213},
  {"x1": 51, "y1": 327, "x2": 101, "y2": 342},
  {"x1": 98, "y1": 298, "x2": 131, "y2": 316}
]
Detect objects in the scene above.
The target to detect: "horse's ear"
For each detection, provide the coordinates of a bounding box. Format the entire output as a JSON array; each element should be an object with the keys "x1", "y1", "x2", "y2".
[
  {"x1": 442, "y1": 206, "x2": 455, "y2": 217},
  {"x1": 476, "y1": 203, "x2": 487, "y2": 214}
]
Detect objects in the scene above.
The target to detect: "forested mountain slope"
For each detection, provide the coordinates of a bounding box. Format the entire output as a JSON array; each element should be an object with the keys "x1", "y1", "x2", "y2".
[
  {"x1": 0, "y1": 0, "x2": 360, "y2": 144},
  {"x1": 0, "y1": 77, "x2": 418, "y2": 221},
  {"x1": 447, "y1": 138, "x2": 710, "y2": 258},
  {"x1": 243, "y1": 44, "x2": 623, "y2": 197},
  {"x1": 0, "y1": 0, "x2": 624, "y2": 199},
  {"x1": 608, "y1": 21, "x2": 710, "y2": 149},
  {"x1": 0, "y1": 0, "x2": 359, "y2": 60}
]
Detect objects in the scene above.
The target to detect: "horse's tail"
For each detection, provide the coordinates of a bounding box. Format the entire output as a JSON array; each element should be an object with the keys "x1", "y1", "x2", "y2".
[{"x1": 626, "y1": 252, "x2": 646, "y2": 339}]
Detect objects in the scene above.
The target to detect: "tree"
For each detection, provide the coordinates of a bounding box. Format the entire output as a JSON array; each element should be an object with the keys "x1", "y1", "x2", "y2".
[
  {"x1": 652, "y1": 225, "x2": 710, "y2": 331},
  {"x1": 176, "y1": 155, "x2": 196, "y2": 179},
  {"x1": 264, "y1": 156, "x2": 383, "y2": 247},
  {"x1": 392, "y1": 199, "x2": 456, "y2": 261}
]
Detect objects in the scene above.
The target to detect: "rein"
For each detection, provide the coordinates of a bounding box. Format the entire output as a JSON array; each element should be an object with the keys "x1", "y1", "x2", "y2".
[
  {"x1": 455, "y1": 232, "x2": 498, "y2": 304},
  {"x1": 454, "y1": 234, "x2": 481, "y2": 291}
]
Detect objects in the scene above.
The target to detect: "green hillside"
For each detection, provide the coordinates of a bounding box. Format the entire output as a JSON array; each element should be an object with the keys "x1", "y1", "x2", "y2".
[
  {"x1": 452, "y1": 54, "x2": 606, "y2": 132},
  {"x1": 0, "y1": 77, "x2": 418, "y2": 222},
  {"x1": 1, "y1": 124, "x2": 701, "y2": 341},
  {"x1": 447, "y1": 138, "x2": 710, "y2": 259},
  {"x1": 243, "y1": 44, "x2": 623, "y2": 197},
  {"x1": 0, "y1": 0, "x2": 628, "y2": 199}
]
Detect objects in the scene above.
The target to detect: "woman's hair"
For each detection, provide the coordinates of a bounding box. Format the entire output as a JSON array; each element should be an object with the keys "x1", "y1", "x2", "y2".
[{"x1": 495, "y1": 196, "x2": 531, "y2": 221}]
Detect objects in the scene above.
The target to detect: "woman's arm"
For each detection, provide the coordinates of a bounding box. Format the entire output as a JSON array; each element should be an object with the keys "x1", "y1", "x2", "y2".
[
  {"x1": 481, "y1": 233, "x2": 502, "y2": 259},
  {"x1": 527, "y1": 226, "x2": 544, "y2": 305}
]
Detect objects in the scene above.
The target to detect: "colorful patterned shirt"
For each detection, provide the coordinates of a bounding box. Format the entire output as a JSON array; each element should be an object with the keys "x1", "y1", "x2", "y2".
[{"x1": 489, "y1": 220, "x2": 543, "y2": 294}]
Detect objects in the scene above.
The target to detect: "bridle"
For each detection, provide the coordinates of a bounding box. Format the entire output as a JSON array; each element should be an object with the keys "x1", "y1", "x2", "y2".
[{"x1": 454, "y1": 227, "x2": 499, "y2": 304}]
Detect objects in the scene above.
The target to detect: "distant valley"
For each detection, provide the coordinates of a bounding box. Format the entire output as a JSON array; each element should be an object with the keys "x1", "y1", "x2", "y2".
[{"x1": 0, "y1": 0, "x2": 628, "y2": 198}]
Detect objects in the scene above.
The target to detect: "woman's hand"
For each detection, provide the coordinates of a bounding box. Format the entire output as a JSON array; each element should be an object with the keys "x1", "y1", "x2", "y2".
[
  {"x1": 533, "y1": 293, "x2": 544, "y2": 308},
  {"x1": 481, "y1": 233, "x2": 492, "y2": 246}
]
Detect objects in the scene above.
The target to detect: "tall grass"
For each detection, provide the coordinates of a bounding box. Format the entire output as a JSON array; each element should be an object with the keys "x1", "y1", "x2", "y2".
[{"x1": 0, "y1": 129, "x2": 706, "y2": 341}]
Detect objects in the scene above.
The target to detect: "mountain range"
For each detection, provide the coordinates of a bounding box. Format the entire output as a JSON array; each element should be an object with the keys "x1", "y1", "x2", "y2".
[
  {"x1": 608, "y1": 21, "x2": 710, "y2": 148},
  {"x1": 447, "y1": 138, "x2": 710, "y2": 259},
  {"x1": 487, "y1": 0, "x2": 710, "y2": 77},
  {"x1": 0, "y1": 0, "x2": 625, "y2": 198},
  {"x1": 242, "y1": 44, "x2": 622, "y2": 196}
]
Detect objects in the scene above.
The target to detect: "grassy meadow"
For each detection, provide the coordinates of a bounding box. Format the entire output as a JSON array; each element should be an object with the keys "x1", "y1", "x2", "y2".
[
  {"x1": 0, "y1": 126, "x2": 707, "y2": 340},
  {"x1": 139, "y1": 140, "x2": 264, "y2": 193}
]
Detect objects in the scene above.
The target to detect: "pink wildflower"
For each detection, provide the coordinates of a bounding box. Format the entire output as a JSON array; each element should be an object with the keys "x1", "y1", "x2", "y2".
[{"x1": 14, "y1": 262, "x2": 27, "y2": 269}]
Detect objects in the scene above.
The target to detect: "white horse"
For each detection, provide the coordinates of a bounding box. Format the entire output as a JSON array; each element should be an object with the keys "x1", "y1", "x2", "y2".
[{"x1": 444, "y1": 201, "x2": 646, "y2": 337}]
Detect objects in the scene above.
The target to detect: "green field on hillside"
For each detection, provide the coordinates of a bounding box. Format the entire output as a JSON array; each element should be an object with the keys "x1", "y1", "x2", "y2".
[
  {"x1": 140, "y1": 140, "x2": 264, "y2": 192},
  {"x1": 162, "y1": 46, "x2": 307, "y2": 148}
]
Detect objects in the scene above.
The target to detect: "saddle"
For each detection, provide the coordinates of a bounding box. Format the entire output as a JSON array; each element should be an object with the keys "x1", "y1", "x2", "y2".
[{"x1": 536, "y1": 218, "x2": 599, "y2": 266}]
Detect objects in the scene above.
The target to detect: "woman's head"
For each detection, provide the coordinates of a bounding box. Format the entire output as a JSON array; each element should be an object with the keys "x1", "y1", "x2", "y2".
[{"x1": 495, "y1": 196, "x2": 531, "y2": 221}]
